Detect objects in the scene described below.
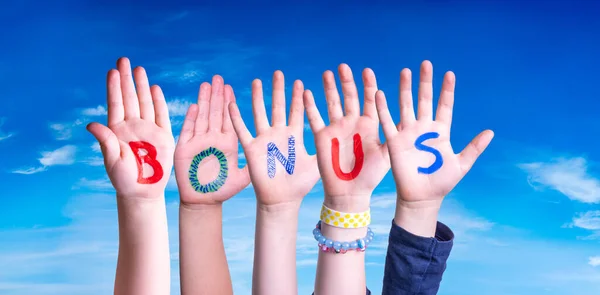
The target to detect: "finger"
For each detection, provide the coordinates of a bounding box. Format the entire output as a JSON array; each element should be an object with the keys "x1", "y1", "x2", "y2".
[
  {"x1": 195, "y1": 82, "x2": 211, "y2": 135},
  {"x1": 106, "y1": 69, "x2": 124, "y2": 127},
  {"x1": 458, "y1": 130, "x2": 494, "y2": 174},
  {"x1": 252, "y1": 79, "x2": 270, "y2": 135},
  {"x1": 417, "y1": 60, "x2": 434, "y2": 121},
  {"x1": 222, "y1": 85, "x2": 236, "y2": 133},
  {"x1": 208, "y1": 75, "x2": 225, "y2": 132},
  {"x1": 133, "y1": 66, "x2": 154, "y2": 122},
  {"x1": 178, "y1": 104, "x2": 198, "y2": 144},
  {"x1": 399, "y1": 68, "x2": 416, "y2": 128},
  {"x1": 86, "y1": 122, "x2": 121, "y2": 166},
  {"x1": 229, "y1": 102, "x2": 254, "y2": 146},
  {"x1": 271, "y1": 70, "x2": 286, "y2": 127},
  {"x1": 362, "y1": 68, "x2": 378, "y2": 119},
  {"x1": 288, "y1": 80, "x2": 305, "y2": 130},
  {"x1": 323, "y1": 70, "x2": 344, "y2": 123},
  {"x1": 117, "y1": 57, "x2": 140, "y2": 120},
  {"x1": 338, "y1": 64, "x2": 360, "y2": 117},
  {"x1": 303, "y1": 90, "x2": 325, "y2": 133},
  {"x1": 151, "y1": 85, "x2": 171, "y2": 130},
  {"x1": 435, "y1": 71, "x2": 456, "y2": 128},
  {"x1": 375, "y1": 90, "x2": 398, "y2": 139},
  {"x1": 234, "y1": 166, "x2": 251, "y2": 193}
]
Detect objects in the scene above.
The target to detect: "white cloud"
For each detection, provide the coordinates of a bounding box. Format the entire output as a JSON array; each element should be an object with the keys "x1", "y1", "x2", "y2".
[
  {"x1": 590, "y1": 256, "x2": 600, "y2": 267},
  {"x1": 81, "y1": 106, "x2": 107, "y2": 116},
  {"x1": 12, "y1": 145, "x2": 77, "y2": 174},
  {"x1": 167, "y1": 98, "x2": 192, "y2": 117},
  {"x1": 519, "y1": 157, "x2": 600, "y2": 203},
  {"x1": 90, "y1": 142, "x2": 101, "y2": 153},
  {"x1": 40, "y1": 145, "x2": 77, "y2": 166},
  {"x1": 82, "y1": 157, "x2": 104, "y2": 167},
  {"x1": 49, "y1": 120, "x2": 84, "y2": 141},
  {"x1": 0, "y1": 117, "x2": 15, "y2": 141},
  {"x1": 73, "y1": 178, "x2": 113, "y2": 191},
  {"x1": 12, "y1": 166, "x2": 47, "y2": 175},
  {"x1": 571, "y1": 211, "x2": 600, "y2": 230}
]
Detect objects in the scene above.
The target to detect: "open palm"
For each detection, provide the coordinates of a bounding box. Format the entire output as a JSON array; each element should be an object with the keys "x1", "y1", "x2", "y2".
[
  {"x1": 304, "y1": 64, "x2": 390, "y2": 211},
  {"x1": 229, "y1": 71, "x2": 320, "y2": 206},
  {"x1": 87, "y1": 57, "x2": 175, "y2": 199},
  {"x1": 174, "y1": 76, "x2": 250, "y2": 206},
  {"x1": 375, "y1": 61, "x2": 494, "y2": 204}
]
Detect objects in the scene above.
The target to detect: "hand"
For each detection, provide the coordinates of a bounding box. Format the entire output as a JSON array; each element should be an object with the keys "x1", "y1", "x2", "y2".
[
  {"x1": 228, "y1": 71, "x2": 320, "y2": 207},
  {"x1": 174, "y1": 75, "x2": 250, "y2": 206},
  {"x1": 87, "y1": 57, "x2": 175, "y2": 199},
  {"x1": 375, "y1": 60, "x2": 494, "y2": 208},
  {"x1": 303, "y1": 64, "x2": 390, "y2": 211}
]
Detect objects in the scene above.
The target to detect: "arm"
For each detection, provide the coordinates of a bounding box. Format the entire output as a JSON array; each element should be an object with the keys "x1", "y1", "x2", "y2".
[
  {"x1": 314, "y1": 201, "x2": 369, "y2": 294},
  {"x1": 87, "y1": 57, "x2": 175, "y2": 295},
  {"x1": 174, "y1": 77, "x2": 250, "y2": 295},
  {"x1": 252, "y1": 202, "x2": 301, "y2": 294},
  {"x1": 115, "y1": 196, "x2": 171, "y2": 295},
  {"x1": 179, "y1": 204, "x2": 232, "y2": 294},
  {"x1": 374, "y1": 61, "x2": 493, "y2": 295},
  {"x1": 304, "y1": 65, "x2": 390, "y2": 295},
  {"x1": 228, "y1": 72, "x2": 321, "y2": 295},
  {"x1": 382, "y1": 203, "x2": 454, "y2": 295}
]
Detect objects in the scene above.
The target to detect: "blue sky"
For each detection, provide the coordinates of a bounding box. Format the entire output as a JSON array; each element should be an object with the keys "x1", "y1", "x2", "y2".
[{"x1": 1, "y1": 0, "x2": 600, "y2": 294}]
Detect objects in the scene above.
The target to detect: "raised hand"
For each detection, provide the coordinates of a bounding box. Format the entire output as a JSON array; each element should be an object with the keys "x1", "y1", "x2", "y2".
[
  {"x1": 229, "y1": 71, "x2": 320, "y2": 206},
  {"x1": 228, "y1": 71, "x2": 319, "y2": 295},
  {"x1": 375, "y1": 60, "x2": 494, "y2": 205},
  {"x1": 86, "y1": 57, "x2": 172, "y2": 295},
  {"x1": 304, "y1": 64, "x2": 390, "y2": 211},
  {"x1": 174, "y1": 75, "x2": 250, "y2": 206},
  {"x1": 87, "y1": 57, "x2": 174, "y2": 199}
]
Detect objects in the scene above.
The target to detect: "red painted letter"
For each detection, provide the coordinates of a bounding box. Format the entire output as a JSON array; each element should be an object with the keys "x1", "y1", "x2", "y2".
[
  {"x1": 129, "y1": 141, "x2": 164, "y2": 184},
  {"x1": 331, "y1": 133, "x2": 364, "y2": 181}
]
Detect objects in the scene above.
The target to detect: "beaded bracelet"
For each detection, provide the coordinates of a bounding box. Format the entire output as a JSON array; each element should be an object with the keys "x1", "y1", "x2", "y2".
[{"x1": 312, "y1": 220, "x2": 374, "y2": 254}]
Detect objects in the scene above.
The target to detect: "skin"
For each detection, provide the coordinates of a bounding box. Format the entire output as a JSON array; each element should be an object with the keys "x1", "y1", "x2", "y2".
[
  {"x1": 174, "y1": 76, "x2": 250, "y2": 295},
  {"x1": 229, "y1": 71, "x2": 320, "y2": 295},
  {"x1": 87, "y1": 57, "x2": 174, "y2": 295},
  {"x1": 304, "y1": 64, "x2": 390, "y2": 295},
  {"x1": 374, "y1": 60, "x2": 494, "y2": 237}
]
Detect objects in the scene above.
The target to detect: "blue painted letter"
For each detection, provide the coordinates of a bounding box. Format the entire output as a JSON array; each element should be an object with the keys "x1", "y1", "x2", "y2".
[
  {"x1": 267, "y1": 135, "x2": 296, "y2": 178},
  {"x1": 414, "y1": 132, "x2": 443, "y2": 174}
]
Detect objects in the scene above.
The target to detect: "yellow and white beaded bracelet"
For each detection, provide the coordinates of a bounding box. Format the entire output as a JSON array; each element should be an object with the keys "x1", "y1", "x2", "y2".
[{"x1": 320, "y1": 204, "x2": 371, "y2": 229}]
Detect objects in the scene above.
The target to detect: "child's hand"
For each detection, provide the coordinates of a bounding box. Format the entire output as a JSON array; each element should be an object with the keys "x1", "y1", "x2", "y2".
[
  {"x1": 375, "y1": 60, "x2": 493, "y2": 209},
  {"x1": 174, "y1": 76, "x2": 250, "y2": 206},
  {"x1": 229, "y1": 71, "x2": 319, "y2": 206},
  {"x1": 303, "y1": 64, "x2": 389, "y2": 211},
  {"x1": 87, "y1": 57, "x2": 174, "y2": 199}
]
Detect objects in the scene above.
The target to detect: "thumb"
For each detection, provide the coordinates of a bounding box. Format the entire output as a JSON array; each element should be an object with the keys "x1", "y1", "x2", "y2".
[{"x1": 87, "y1": 122, "x2": 121, "y2": 166}]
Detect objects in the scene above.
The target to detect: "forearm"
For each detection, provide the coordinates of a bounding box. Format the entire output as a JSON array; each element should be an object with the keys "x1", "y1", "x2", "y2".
[
  {"x1": 383, "y1": 196, "x2": 453, "y2": 295},
  {"x1": 179, "y1": 203, "x2": 232, "y2": 295},
  {"x1": 314, "y1": 197, "x2": 371, "y2": 295},
  {"x1": 115, "y1": 195, "x2": 170, "y2": 295},
  {"x1": 252, "y1": 201, "x2": 300, "y2": 295},
  {"x1": 393, "y1": 198, "x2": 441, "y2": 238}
]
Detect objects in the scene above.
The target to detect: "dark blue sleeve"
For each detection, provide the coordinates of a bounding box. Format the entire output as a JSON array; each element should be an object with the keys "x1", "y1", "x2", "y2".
[{"x1": 382, "y1": 220, "x2": 454, "y2": 295}]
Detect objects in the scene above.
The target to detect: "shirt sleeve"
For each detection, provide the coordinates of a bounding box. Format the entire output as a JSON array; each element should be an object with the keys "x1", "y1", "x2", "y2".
[{"x1": 382, "y1": 220, "x2": 454, "y2": 295}]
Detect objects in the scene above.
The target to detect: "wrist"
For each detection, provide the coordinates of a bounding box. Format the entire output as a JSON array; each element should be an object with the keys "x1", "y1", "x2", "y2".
[
  {"x1": 323, "y1": 193, "x2": 371, "y2": 212},
  {"x1": 180, "y1": 201, "x2": 223, "y2": 212},
  {"x1": 394, "y1": 199, "x2": 441, "y2": 238},
  {"x1": 256, "y1": 201, "x2": 300, "y2": 227}
]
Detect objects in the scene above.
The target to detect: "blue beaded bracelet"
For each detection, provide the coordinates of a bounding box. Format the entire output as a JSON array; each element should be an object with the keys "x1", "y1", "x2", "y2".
[{"x1": 312, "y1": 220, "x2": 374, "y2": 254}]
